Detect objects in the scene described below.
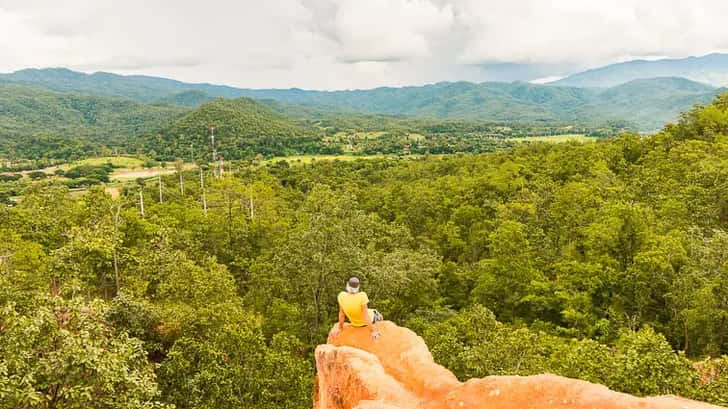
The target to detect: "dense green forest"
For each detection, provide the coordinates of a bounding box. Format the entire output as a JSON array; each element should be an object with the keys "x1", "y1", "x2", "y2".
[{"x1": 2, "y1": 94, "x2": 728, "y2": 408}]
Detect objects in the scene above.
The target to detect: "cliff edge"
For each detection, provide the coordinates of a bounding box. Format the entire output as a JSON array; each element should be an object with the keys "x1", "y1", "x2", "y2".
[{"x1": 314, "y1": 321, "x2": 724, "y2": 409}]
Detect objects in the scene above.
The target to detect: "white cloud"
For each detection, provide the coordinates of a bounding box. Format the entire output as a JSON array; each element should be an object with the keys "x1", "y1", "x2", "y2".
[
  {"x1": 330, "y1": 0, "x2": 454, "y2": 63},
  {"x1": 1, "y1": 0, "x2": 728, "y2": 89},
  {"x1": 454, "y1": 0, "x2": 728, "y2": 67},
  {"x1": 0, "y1": 7, "x2": 69, "y2": 68},
  {"x1": 529, "y1": 76, "x2": 564, "y2": 85}
]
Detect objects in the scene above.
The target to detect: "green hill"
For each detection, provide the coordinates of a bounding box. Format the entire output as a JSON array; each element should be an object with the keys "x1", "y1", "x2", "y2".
[
  {"x1": 573, "y1": 78, "x2": 722, "y2": 130},
  {"x1": 147, "y1": 97, "x2": 323, "y2": 160},
  {"x1": 597, "y1": 77, "x2": 717, "y2": 98},
  {"x1": 0, "y1": 84, "x2": 187, "y2": 159}
]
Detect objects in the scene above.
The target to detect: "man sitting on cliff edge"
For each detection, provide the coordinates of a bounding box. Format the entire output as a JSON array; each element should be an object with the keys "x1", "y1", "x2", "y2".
[{"x1": 330, "y1": 277, "x2": 383, "y2": 341}]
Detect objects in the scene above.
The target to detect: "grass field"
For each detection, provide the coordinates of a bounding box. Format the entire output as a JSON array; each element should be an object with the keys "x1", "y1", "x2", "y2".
[
  {"x1": 7, "y1": 156, "x2": 185, "y2": 183},
  {"x1": 62, "y1": 156, "x2": 145, "y2": 170},
  {"x1": 17, "y1": 156, "x2": 149, "y2": 176},
  {"x1": 111, "y1": 168, "x2": 177, "y2": 181},
  {"x1": 515, "y1": 134, "x2": 598, "y2": 143}
]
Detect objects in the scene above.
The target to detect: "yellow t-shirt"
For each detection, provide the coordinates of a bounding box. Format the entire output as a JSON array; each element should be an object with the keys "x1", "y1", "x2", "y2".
[{"x1": 338, "y1": 291, "x2": 374, "y2": 327}]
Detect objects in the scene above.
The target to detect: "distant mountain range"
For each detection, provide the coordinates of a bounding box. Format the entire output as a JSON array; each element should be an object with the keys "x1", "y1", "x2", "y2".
[
  {"x1": 232, "y1": 78, "x2": 722, "y2": 130},
  {"x1": 0, "y1": 66, "x2": 725, "y2": 133},
  {"x1": 0, "y1": 68, "x2": 248, "y2": 103},
  {"x1": 552, "y1": 53, "x2": 728, "y2": 88}
]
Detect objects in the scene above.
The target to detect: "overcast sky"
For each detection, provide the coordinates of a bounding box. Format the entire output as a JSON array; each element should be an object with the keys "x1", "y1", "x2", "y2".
[{"x1": 1, "y1": 0, "x2": 728, "y2": 90}]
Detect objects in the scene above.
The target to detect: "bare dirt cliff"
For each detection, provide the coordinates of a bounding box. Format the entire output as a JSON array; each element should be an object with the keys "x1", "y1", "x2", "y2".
[{"x1": 314, "y1": 321, "x2": 725, "y2": 409}]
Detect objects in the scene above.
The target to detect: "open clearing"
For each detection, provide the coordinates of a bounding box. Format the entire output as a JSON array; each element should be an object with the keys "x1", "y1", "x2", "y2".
[
  {"x1": 68, "y1": 156, "x2": 145, "y2": 169},
  {"x1": 111, "y1": 162, "x2": 195, "y2": 181},
  {"x1": 6, "y1": 156, "x2": 193, "y2": 182},
  {"x1": 111, "y1": 168, "x2": 176, "y2": 181}
]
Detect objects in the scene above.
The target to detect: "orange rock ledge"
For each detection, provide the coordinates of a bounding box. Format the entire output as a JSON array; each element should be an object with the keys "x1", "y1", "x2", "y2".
[{"x1": 314, "y1": 321, "x2": 724, "y2": 409}]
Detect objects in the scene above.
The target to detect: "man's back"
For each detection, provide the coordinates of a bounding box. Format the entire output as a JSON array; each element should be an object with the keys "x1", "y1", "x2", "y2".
[{"x1": 338, "y1": 291, "x2": 374, "y2": 327}]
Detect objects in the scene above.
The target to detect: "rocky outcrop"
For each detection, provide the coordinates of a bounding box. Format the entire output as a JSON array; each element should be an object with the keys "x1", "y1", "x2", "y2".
[{"x1": 314, "y1": 321, "x2": 725, "y2": 409}]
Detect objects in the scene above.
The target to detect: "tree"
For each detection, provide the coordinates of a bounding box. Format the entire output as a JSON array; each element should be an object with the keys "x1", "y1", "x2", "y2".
[
  {"x1": 158, "y1": 307, "x2": 310, "y2": 409},
  {"x1": 422, "y1": 305, "x2": 551, "y2": 379},
  {"x1": 667, "y1": 229, "x2": 728, "y2": 356},
  {"x1": 0, "y1": 231, "x2": 48, "y2": 310},
  {"x1": 0, "y1": 298, "x2": 169, "y2": 409},
  {"x1": 49, "y1": 188, "x2": 121, "y2": 298},
  {"x1": 693, "y1": 357, "x2": 728, "y2": 406},
  {"x1": 6, "y1": 182, "x2": 80, "y2": 250},
  {"x1": 472, "y1": 220, "x2": 545, "y2": 321},
  {"x1": 365, "y1": 248, "x2": 439, "y2": 321},
  {"x1": 28, "y1": 171, "x2": 48, "y2": 180},
  {"x1": 609, "y1": 327, "x2": 698, "y2": 397}
]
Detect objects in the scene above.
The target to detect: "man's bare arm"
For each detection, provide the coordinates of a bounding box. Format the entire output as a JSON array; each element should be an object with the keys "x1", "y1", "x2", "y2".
[
  {"x1": 330, "y1": 306, "x2": 346, "y2": 338},
  {"x1": 361, "y1": 303, "x2": 380, "y2": 340},
  {"x1": 361, "y1": 304, "x2": 374, "y2": 333}
]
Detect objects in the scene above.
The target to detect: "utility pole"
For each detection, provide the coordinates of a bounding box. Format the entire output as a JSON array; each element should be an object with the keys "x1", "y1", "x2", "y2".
[
  {"x1": 139, "y1": 190, "x2": 145, "y2": 217},
  {"x1": 210, "y1": 126, "x2": 221, "y2": 179},
  {"x1": 158, "y1": 174, "x2": 163, "y2": 203},
  {"x1": 175, "y1": 160, "x2": 185, "y2": 196},
  {"x1": 248, "y1": 185, "x2": 254, "y2": 220},
  {"x1": 200, "y1": 166, "x2": 207, "y2": 215},
  {"x1": 219, "y1": 155, "x2": 224, "y2": 177},
  {"x1": 210, "y1": 126, "x2": 217, "y2": 162}
]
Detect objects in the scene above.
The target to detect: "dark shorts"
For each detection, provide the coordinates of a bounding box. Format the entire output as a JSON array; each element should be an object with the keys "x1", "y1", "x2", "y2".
[{"x1": 371, "y1": 309, "x2": 383, "y2": 324}]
